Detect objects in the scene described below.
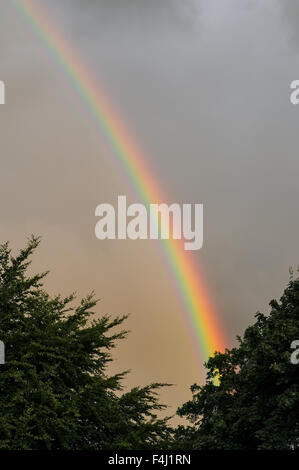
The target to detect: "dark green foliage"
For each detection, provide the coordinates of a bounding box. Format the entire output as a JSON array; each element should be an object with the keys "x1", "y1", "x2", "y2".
[
  {"x1": 2, "y1": 236, "x2": 297, "y2": 450},
  {"x1": 0, "y1": 237, "x2": 170, "y2": 450},
  {"x1": 174, "y1": 276, "x2": 299, "y2": 450}
]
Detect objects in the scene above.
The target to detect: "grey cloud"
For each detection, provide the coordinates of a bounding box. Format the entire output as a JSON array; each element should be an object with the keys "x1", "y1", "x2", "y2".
[
  {"x1": 279, "y1": 0, "x2": 299, "y2": 45},
  {"x1": 42, "y1": 0, "x2": 203, "y2": 40}
]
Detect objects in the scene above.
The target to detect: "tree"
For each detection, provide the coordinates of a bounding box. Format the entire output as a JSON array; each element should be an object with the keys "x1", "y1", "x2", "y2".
[
  {"x1": 175, "y1": 275, "x2": 299, "y2": 450},
  {"x1": 0, "y1": 236, "x2": 170, "y2": 450}
]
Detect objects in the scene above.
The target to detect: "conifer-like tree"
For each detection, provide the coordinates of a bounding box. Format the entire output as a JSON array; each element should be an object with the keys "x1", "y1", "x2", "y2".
[{"x1": 0, "y1": 237, "x2": 170, "y2": 450}]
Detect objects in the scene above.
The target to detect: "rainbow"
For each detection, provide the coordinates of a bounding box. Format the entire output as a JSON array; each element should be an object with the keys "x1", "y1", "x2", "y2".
[{"x1": 10, "y1": 0, "x2": 226, "y2": 361}]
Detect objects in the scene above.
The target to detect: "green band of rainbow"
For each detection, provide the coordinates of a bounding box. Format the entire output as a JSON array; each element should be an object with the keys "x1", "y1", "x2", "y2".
[{"x1": 11, "y1": 0, "x2": 226, "y2": 361}]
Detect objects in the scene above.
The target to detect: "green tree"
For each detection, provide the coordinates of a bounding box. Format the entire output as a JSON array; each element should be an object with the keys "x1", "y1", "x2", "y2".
[
  {"x1": 0, "y1": 237, "x2": 170, "y2": 450},
  {"x1": 175, "y1": 276, "x2": 299, "y2": 450}
]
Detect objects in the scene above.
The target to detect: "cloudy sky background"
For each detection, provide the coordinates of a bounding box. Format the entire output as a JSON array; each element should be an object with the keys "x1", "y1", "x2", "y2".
[{"x1": 1, "y1": 0, "x2": 299, "y2": 416}]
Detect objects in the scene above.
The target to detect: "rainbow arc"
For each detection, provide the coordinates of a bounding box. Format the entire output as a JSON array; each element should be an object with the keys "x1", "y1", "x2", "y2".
[{"x1": 11, "y1": 0, "x2": 227, "y2": 360}]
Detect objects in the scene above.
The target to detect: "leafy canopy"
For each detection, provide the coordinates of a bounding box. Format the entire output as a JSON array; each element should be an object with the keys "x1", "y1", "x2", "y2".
[{"x1": 174, "y1": 275, "x2": 299, "y2": 450}]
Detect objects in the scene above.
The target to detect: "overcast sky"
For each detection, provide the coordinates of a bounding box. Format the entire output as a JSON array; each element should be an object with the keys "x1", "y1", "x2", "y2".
[{"x1": 1, "y1": 0, "x2": 299, "y2": 416}]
